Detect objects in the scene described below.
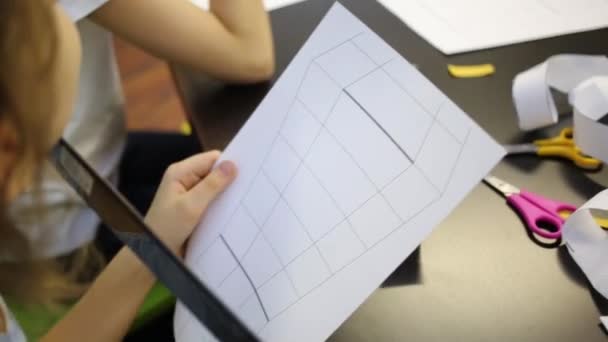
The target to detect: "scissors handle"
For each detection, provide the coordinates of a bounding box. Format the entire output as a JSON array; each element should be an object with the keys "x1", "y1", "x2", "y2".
[
  {"x1": 537, "y1": 145, "x2": 603, "y2": 170},
  {"x1": 506, "y1": 191, "x2": 577, "y2": 239},
  {"x1": 534, "y1": 127, "x2": 574, "y2": 147}
]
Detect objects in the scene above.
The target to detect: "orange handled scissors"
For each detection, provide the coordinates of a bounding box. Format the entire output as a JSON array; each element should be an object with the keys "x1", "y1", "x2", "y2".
[{"x1": 504, "y1": 127, "x2": 602, "y2": 171}]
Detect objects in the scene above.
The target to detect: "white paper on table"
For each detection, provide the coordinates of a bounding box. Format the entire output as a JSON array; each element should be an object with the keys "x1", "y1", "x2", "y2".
[
  {"x1": 511, "y1": 54, "x2": 608, "y2": 163},
  {"x1": 512, "y1": 61, "x2": 557, "y2": 131},
  {"x1": 563, "y1": 189, "x2": 608, "y2": 299},
  {"x1": 376, "y1": 0, "x2": 608, "y2": 55},
  {"x1": 190, "y1": 0, "x2": 306, "y2": 11},
  {"x1": 173, "y1": 3, "x2": 505, "y2": 341},
  {"x1": 571, "y1": 77, "x2": 608, "y2": 164},
  {"x1": 601, "y1": 316, "x2": 608, "y2": 330}
]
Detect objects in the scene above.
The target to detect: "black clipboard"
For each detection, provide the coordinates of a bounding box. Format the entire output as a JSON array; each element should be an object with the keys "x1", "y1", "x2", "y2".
[{"x1": 50, "y1": 138, "x2": 259, "y2": 341}]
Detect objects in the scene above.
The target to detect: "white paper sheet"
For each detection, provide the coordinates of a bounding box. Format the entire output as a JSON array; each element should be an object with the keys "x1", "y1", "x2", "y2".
[
  {"x1": 563, "y1": 190, "x2": 608, "y2": 299},
  {"x1": 377, "y1": 0, "x2": 608, "y2": 55},
  {"x1": 512, "y1": 54, "x2": 608, "y2": 164},
  {"x1": 190, "y1": 0, "x2": 306, "y2": 11},
  {"x1": 174, "y1": 4, "x2": 505, "y2": 341}
]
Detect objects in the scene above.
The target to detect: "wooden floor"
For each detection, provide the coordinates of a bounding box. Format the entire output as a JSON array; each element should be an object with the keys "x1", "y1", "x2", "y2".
[{"x1": 114, "y1": 37, "x2": 186, "y2": 132}]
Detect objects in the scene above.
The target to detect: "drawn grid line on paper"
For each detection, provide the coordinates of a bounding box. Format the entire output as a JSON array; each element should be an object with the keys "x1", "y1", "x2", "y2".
[
  {"x1": 291, "y1": 95, "x2": 405, "y2": 248},
  {"x1": 343, "y1": 89, "x2": 413, "y2": 163},
  {"x1": 202, "y1": 30, "x2": 371, "y2": 261},
  {"x1": 219, "y1": 235, "x2": 270, "y2": 322},
  {"x1": 191, "y1": 47, "x2": 327, "y2": 261},
  {"x1": 225, "y1": 120, "x2": 471, "y2": 310},
  {"x1": 233, "y1": 138, "x2": 466, "y2": 320},
  {"x1": 233, "y1": 127, "x2": 473, "y2": 320},
  {"x1": 188, "y1": 31, "x2": 471, "y2": 332}
]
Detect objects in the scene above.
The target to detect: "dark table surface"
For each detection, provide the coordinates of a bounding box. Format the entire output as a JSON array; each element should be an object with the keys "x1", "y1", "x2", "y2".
[{"x1": 172, "y1": 0, "x2": 608, "y2": 340}]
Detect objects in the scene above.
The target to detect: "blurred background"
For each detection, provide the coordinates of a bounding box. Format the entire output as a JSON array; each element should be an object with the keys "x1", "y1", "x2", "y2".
[{"x1": 115, "y1": 37, "x2": 186, "y2": 132}]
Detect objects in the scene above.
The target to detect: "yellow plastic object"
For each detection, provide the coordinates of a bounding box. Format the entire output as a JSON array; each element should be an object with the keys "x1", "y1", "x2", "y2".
[
  {"x1": 447, "y1": 63, "x2": 495, "y2": 78},
  {"x1": 534, "y1": 128, "x2": 602, "y2": 171},
  {"x1": 533, "y1": 127, "x2": 574, "y2": 146},
  {"x1": 595, "y1": 217, "x2": 608, "y2": 229},
  {"x1": 537, "y1": 145, "x2": 602, "y2": 170},
  {"x1": 180, "y1": 121, "x2": 192, "y2": 136}
]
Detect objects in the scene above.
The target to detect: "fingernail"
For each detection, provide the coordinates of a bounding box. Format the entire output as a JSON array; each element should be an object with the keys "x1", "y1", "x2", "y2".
[{"x1": 219, "y1": 161, "x2": 235, "y2": 177}]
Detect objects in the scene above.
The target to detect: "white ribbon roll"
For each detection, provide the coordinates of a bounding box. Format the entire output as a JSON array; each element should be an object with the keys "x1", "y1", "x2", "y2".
[
  {"x1": 563, "y1": 190, "x2": 608, "y2": 299},
  {"x1": 512, "y1": 54, "x2": 608, "y2": 163},
  {"x1": 571, "y1": 77, "x2": 608, "y2": 164}
]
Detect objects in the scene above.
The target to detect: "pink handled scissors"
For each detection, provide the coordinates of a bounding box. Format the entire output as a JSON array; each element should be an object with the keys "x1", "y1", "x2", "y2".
[{"x1": 483, "y1": 175, "x2": 577, "y2": 240}]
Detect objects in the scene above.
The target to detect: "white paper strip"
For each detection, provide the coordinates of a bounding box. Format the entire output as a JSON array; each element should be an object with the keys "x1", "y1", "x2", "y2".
[
  {"x1": 571, "y1": 77, "x2": 608, "y2": 164},
  {"x1": 563, "y1": 190, "x2": 608, "y2": 299},
  {"x1": 512, "y1": 54, "x2": 608, "y2": 163}
]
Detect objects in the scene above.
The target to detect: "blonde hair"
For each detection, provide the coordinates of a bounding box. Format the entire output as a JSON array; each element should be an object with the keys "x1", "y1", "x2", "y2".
[{"x1": 0, "y1": 0, "x2": 102, "y2": 306}]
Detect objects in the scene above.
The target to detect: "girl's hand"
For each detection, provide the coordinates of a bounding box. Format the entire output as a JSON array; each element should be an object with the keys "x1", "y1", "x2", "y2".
[{"x1": 144, "y1": 151, "x2": 237, "y2": 256}]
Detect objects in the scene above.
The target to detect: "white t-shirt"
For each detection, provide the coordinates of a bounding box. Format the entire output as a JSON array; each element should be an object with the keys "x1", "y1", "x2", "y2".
[
  {"x1": 2, "y1": 1, "x2": 122, "y2": 340},
  {"x1": 0, "y1": 297, "x2": 26, "y2": 342},
  {"x1": 9, "y1": 0, "x2": 124, "y2": 259}
]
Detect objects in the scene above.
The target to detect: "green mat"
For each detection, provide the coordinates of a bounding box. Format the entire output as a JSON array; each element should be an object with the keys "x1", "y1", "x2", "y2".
[{"x1": 6, "y1": 282, "x2": 174, "y2": 341}]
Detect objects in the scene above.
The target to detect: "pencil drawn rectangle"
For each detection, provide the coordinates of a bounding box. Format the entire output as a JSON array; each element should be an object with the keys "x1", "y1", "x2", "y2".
[
  {"x1": 435, "y1": 101, "x2": 471, "y2": 143},
  {"x1": 280, "y1": 100, "x2": 322, "y2": 158},
  {"x1": 305, "y1": 130, "x2": 376, "y2": 215},
  {"x1": 258, "y1": 271, "x2": 299, "y2": 318},
  {"x1": 297, "y1": 63, "x2": 342, "y2": 123},
  {"x1": 325, "y1": 95, "x2": 411, "y2": 188},
  {"x1": 316, "y1": 220, "x2": 366, "y2": 273},
  {"x1": 263, "y1": 199, "x2": 312, "y2": 265},
  {"x1": 348, "y1": 194, "x2": 402, "y2": 247},
  {"x1": 283, "y1": 166, "x2": 344, "y2": 241},
  {"x1": 243, "y1": 173, "x2": 280, "y2": 226},
  {"x1": 347, "y1": 69, "x2": 433, "y2": 158},
  {"x1": 222, "y1": 206, "x2": 260, "y2": 260},
  {"x1": 195, "y1": 238, "x2": 237, "y2": 288},
  {"x1": 286, "y1": 247, "x2": 331, "y2": 296},
  {"x1": 382, "y1": 166, "x2": 440, "y2": 221},
  {"x1": 239, "y1": 295, "x2": 268, "y2": 332},
  {"x1": 241, "y1": 234, "x2": 282, "y2": 287},
  {"x1": 415, "y1": 123, "x2": 462, "y2": 191},
  {"x1": 217, "y1": 267, "x2": 255, "y2": 309},
  {"x1": 383, "y1": 58, "x2": 445, "y2": 116},
  {"x1": 263, "y1": 136, "x2": 301, "y2": 191},
  {"x1": 315, "y1": 41, "x2": 377, "y2": 87},
  {"x1": 352, "y1": 32, "x2": 398, "y2": 65}
]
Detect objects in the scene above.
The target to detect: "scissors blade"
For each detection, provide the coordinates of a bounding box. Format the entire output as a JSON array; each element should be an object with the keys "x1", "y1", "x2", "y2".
[
  {"x1": 483, "y1": 175, "x2": 521, "y2": 197},
  {"x1": 503, "y1": 143, "x2": 538, "y2": 155}
]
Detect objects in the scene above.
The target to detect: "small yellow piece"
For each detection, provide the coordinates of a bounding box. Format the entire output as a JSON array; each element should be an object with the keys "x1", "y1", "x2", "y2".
[
  {"x1": 596, "y1": 217, "x2": 608, "y2": 229},
  {"x1": 180, "y1": 121, "x2": 192, "y2": 136},
  {"x1": 537, "y1": 145, "x2": 602, "y2": 171},
  {"x1": 447, "y1": 63, "x2": 496, "y2": 78}
]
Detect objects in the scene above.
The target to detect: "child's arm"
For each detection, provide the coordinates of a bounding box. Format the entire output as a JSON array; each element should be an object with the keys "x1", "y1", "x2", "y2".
[
  {"x1": 40, "y1": 248, "x2": 156, "y2": 342},
  {"x1": 91, "y1": 0, "x2": 275, "y2": 83},
  {"x1": 41, "y1": 152, "x2": 237, "y2": 342}
]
